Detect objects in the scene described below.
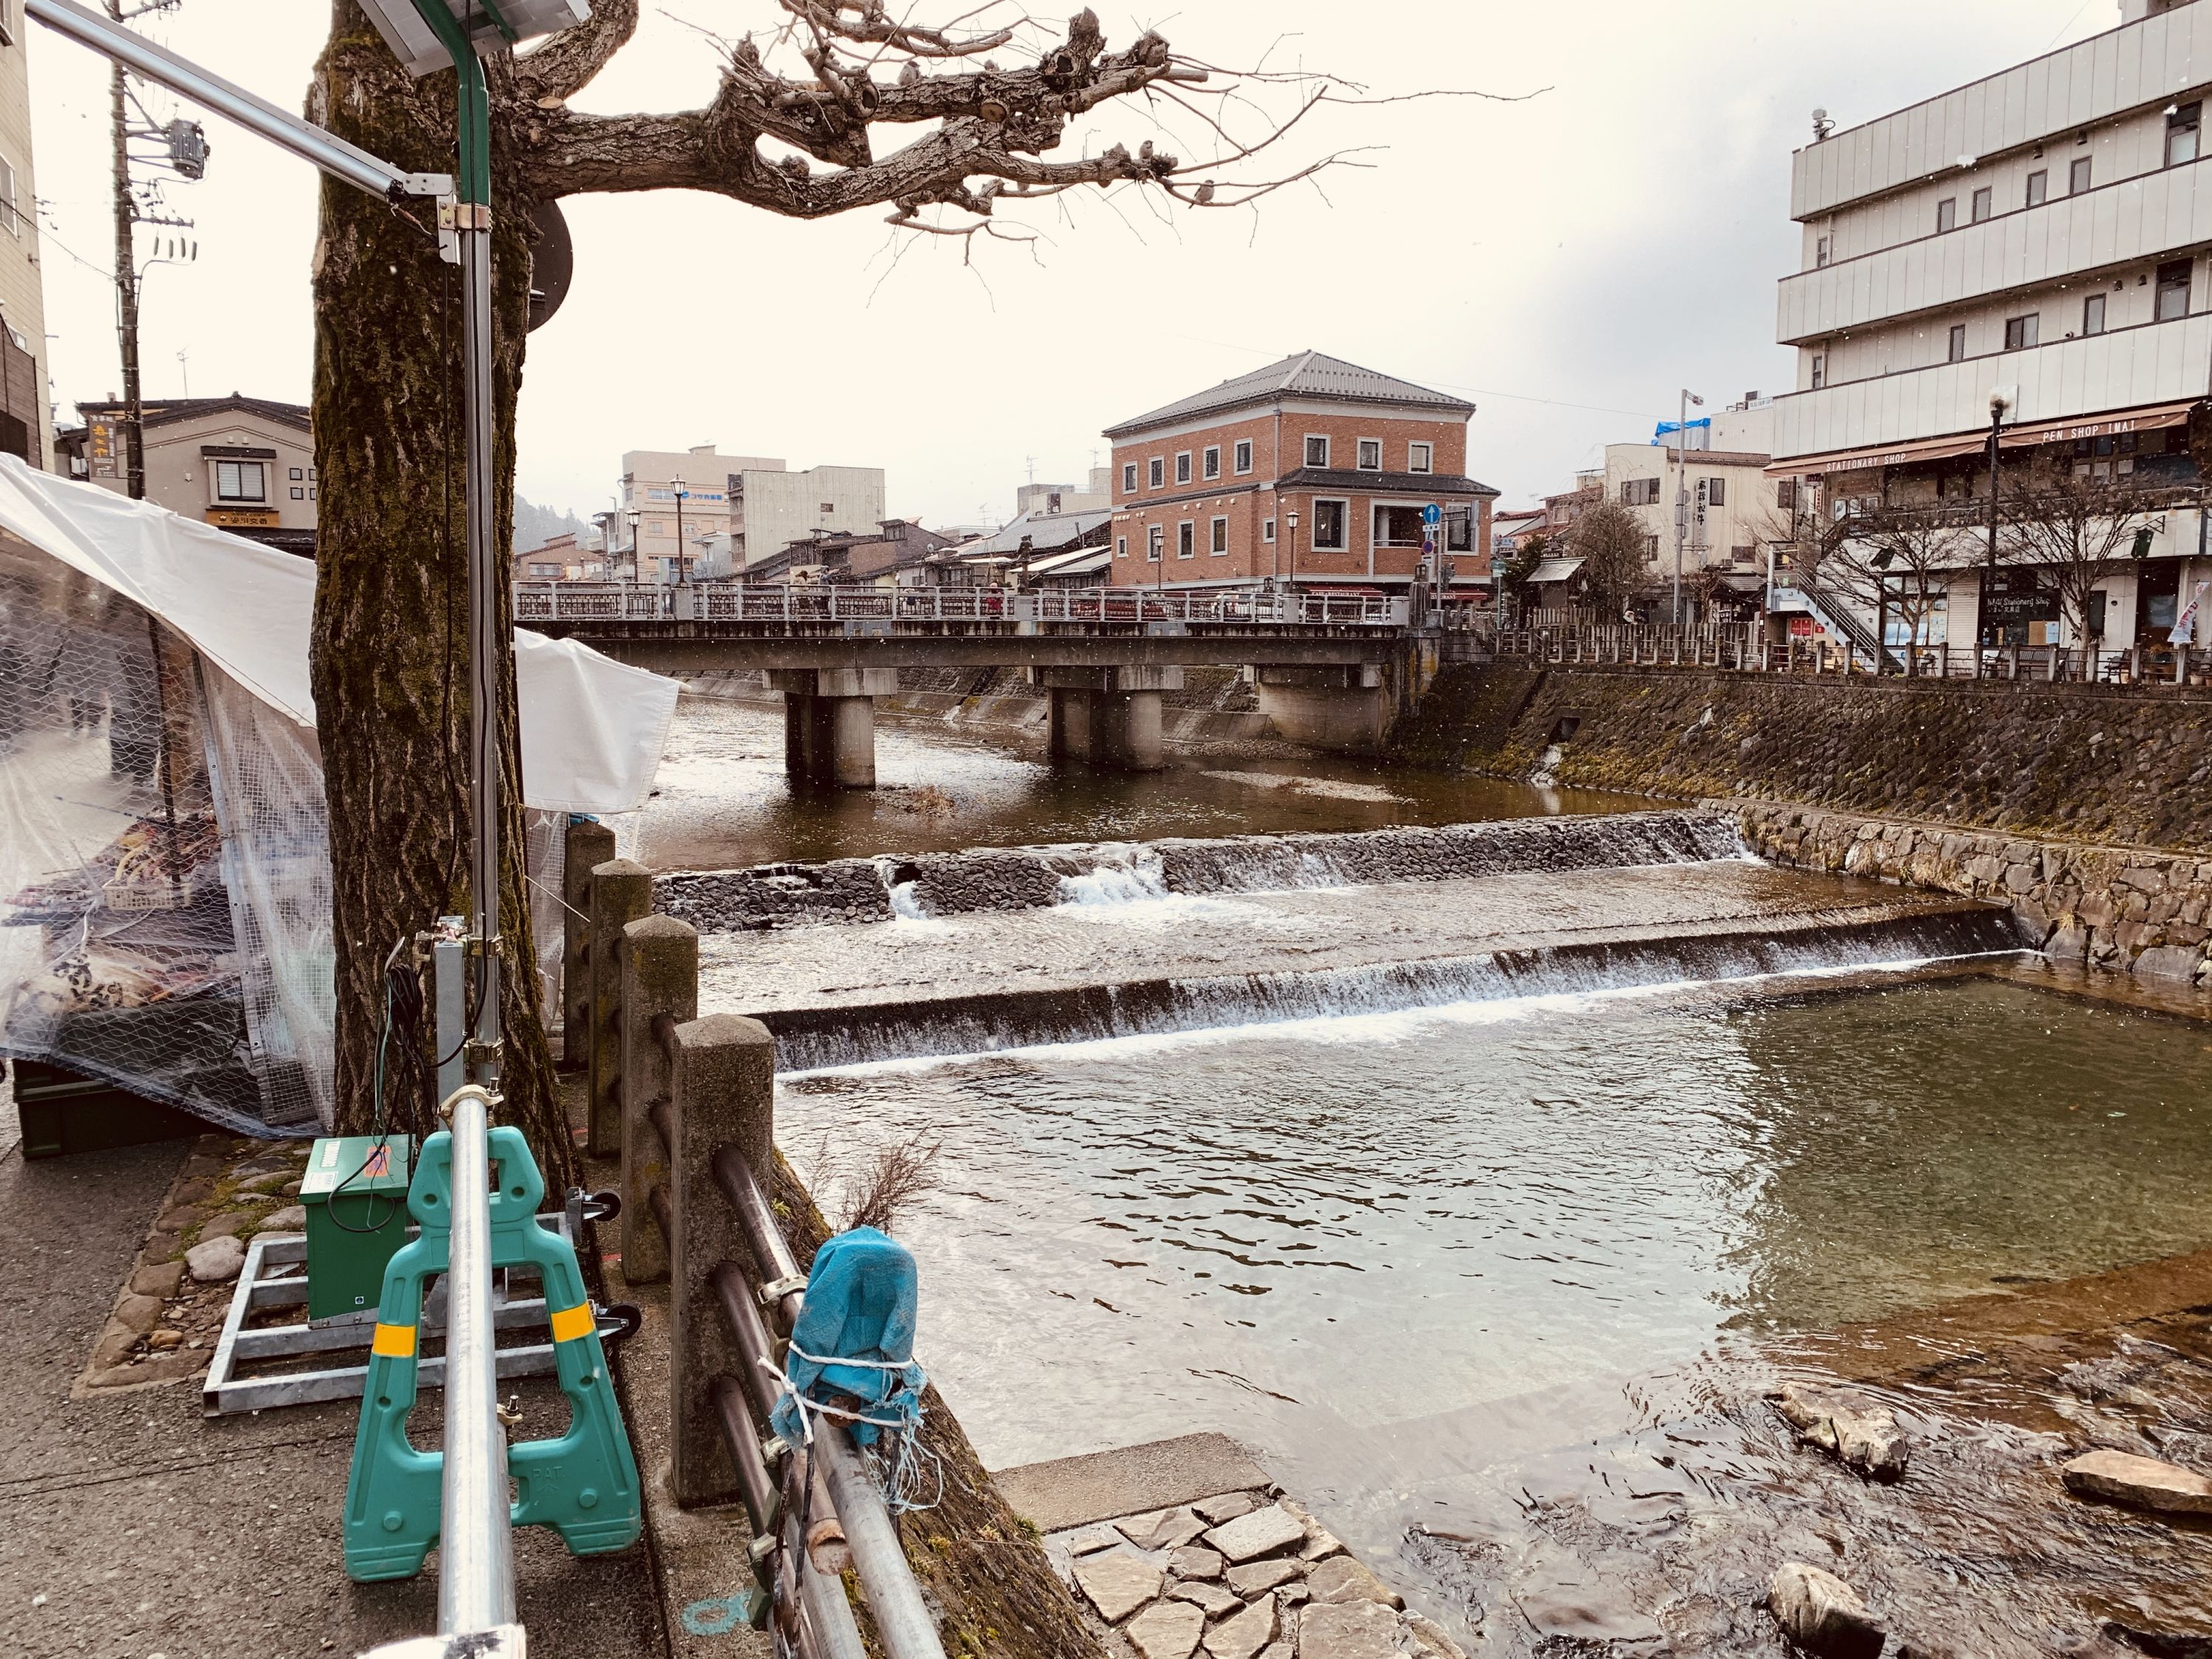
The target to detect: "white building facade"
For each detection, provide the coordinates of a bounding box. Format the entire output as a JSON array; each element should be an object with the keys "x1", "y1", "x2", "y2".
[{"x1": 1771, "y1": 0, "x2": 2212, "y2": 648}]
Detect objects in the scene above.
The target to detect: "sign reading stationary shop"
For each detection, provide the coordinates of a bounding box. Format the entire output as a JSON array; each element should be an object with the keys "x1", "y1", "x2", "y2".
[{"x1": 1980, "y1": 566, "x2": 2060, "y2": 645}]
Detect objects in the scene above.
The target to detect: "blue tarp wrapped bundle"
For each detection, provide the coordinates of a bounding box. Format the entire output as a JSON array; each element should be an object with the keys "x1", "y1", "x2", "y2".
[{"x1": 771, "y1": 1226, "x2": 928, "y2": 1453}]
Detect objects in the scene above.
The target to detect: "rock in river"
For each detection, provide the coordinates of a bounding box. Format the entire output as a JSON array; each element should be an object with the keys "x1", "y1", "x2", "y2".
[
  {"x1": 1775, "y1": 1383, "x2": 1910, "y2": 1483},
  {"x1": 2061, "y1": 1449, "x2": 2212, "y2": 1515},
  {"x1": 1769, "y1": 1562, "x2": 1884, "y2": 1659}
]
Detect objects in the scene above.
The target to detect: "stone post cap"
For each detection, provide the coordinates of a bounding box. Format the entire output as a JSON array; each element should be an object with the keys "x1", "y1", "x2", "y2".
[
  {"x1": 675, "y1": 1012, "x2": 775, "y2": 1053},
  {"x1": 625, "y1": 913, "x2": 698, "y2": 943},
  {"x1": 591, "y1": 857, "x2": 653, "y2": 879}
]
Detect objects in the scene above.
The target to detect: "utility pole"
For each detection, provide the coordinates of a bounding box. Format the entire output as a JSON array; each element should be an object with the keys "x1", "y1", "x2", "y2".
[{"x1": 1673, "y1": 388, "x2": 1703, "y2": 627}]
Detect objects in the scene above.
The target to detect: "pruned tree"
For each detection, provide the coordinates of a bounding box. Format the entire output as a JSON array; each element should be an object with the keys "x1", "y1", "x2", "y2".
[
  {"x1": 1816, "y1": 500, "x2": 1978, "y2": 672},
  {"x1": 1564, "y1": 500, "x2": 1648, "y2": 618},
  {"x1": 307, "y1": 3, "x2": 1467, "y2": 1183},
  {"x1": 2000, "y1": 459, "x2": 2178, "y2": 648}
]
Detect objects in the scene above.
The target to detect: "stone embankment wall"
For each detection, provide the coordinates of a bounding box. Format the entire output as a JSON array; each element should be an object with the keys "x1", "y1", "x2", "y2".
[
  {"x1": 1398, "y1": 664, "x2": 2212, "y2": 852},
  {"x1": 1733, "y1": 802, "x2": 2212, "y2": 984}
]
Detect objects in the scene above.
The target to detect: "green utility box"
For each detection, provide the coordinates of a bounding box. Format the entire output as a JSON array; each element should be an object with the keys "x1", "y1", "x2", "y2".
[{"x1": 302, "y1": 1135, "x2": 414, "y2": 1324}]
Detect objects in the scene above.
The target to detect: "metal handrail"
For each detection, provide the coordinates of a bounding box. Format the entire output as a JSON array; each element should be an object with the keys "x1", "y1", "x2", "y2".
[{"x1": 513, "y1": 581, "x2": 1411, "y2": 630}]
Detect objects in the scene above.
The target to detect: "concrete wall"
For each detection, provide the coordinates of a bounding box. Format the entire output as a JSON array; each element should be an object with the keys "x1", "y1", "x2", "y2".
[{"x1": 1735, "y1": 800, "x2": 2212, "y2": 984}]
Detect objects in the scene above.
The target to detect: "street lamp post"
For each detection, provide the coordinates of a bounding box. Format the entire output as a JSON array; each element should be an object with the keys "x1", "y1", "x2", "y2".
[
  {"x1": 626, "y1": 509, "x2": 641, "y2": 586},
  {"x1": 1285, "y1": 509, "x2": 1301, "y2": 618},
  {"x1": 672, "y1": 476, "x2": 689, "y2": 585},
  {"x1": 1983, "y1": 389, "x2": 2010, "y2": 648},
  {"x1": 1674, "y1": 389, "x2": 1703, "y2": 627}
]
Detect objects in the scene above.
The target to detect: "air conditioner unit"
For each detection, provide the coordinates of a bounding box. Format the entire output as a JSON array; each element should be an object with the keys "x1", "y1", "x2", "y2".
[{"x1": 358, "y1": 0, "x2": 590, "y2": 78}]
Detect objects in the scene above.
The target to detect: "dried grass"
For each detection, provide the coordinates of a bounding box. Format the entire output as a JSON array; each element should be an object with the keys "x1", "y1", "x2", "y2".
[{"x1": 795, "y1": 1125, "x2": 944, "y2": 1236}]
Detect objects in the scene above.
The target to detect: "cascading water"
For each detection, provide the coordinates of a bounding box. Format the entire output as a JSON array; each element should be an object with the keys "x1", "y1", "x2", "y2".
[
  {"x1": 760, "y1": 902, "x2": 2028, "y2": 1074},
  {"x1": 873, "y1": 856, "x2": 930, "y2": 921},
  {"x1": 1051, "y1": 844, "x2": 1172, "y2": 906}
]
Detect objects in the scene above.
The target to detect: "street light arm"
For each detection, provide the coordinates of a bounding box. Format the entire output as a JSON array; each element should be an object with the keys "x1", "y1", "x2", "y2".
[{"x1": 25, "y1": 0, "x2": 448, "y2": 202}]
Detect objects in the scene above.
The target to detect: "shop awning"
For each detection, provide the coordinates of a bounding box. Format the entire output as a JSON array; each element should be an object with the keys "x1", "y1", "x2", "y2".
[
  {"x1": 1526, "y1": 556, "x2": 1585, "y2": 583},
  {"x1": 1769, "y1": 399, "x2": 2199, "y2": 477}
]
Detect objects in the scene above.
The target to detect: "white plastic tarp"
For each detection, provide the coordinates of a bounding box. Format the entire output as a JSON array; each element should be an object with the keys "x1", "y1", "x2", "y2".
[{"x1": 0, "y1": 456, "x2": 676, "y2": 810}]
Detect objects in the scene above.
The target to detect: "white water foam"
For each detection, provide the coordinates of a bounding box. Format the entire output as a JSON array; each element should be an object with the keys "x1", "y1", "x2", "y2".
[
  {"x1": 781, "y1": 948, "x2": 2031, "y2": 1079},
  {"x1": 1054, "y1": 844, "x2": 1172, "y2": 906}
]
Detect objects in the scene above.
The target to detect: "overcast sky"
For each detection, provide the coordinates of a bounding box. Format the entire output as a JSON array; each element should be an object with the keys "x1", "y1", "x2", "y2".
[{"x1": 26, "y1": 1, "x2": 2124, "y2": 527}]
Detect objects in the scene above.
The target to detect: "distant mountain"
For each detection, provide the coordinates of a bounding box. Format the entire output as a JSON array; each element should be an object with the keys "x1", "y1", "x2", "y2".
[{"x1": 514, "y1": 495, "x2": 591, "y2": 552}]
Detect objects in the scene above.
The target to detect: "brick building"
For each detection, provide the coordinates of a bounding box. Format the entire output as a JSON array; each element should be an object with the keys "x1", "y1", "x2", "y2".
[{"x1": 1102, "y1": 352, "x2": 1497, "y2": 593}]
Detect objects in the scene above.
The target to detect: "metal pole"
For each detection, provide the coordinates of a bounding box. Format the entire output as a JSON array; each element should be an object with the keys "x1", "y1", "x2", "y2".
[
  {"x1": 1672, "y1": 392, "x2": 1685, "y2": 627},
  {"x1": 106, "y1": 5, "x2": 143, "y2": 503},
  {"x1": 816, "y1": 1424, "x2": 950, "y2": 1659},
  {"x1": 437, "y1": 1084, "x2": 516, "y2": 1634}
]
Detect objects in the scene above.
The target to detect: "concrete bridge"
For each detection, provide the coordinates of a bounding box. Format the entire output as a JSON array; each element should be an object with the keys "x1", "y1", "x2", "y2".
[{"x1": 517, "y1": 582, "x2": 1422, "y2": 785}]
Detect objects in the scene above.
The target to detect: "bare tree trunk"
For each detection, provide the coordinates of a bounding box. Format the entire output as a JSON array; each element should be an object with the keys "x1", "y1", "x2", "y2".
[{"x1": 307, "y1": 4, "x2": 572, "y2": 1192}]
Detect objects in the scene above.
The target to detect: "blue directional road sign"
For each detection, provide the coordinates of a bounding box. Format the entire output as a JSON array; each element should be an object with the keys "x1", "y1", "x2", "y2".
[{"x1": 1422, "y1": 503, "x2": 1442, "y2": 526}]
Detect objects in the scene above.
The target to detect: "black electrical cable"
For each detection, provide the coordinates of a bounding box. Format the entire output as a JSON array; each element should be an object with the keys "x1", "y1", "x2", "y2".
[{"x1": 324, "y1": 939, "x2": 415, "y2": 1235}]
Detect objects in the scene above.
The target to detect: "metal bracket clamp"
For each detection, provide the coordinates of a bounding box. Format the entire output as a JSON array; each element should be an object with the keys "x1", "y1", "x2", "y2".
[
  {"x1": 439, "y1": 1083, "x2": 502, "y2": 1124},
  {"x1": 758, "y1": 1274, "x2": 807, "y2": 1307}
]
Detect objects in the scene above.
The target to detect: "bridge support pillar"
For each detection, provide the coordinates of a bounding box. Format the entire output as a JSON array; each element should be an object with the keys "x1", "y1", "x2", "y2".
[
  {"x1": 1249, "y1": 662, "x2": 1388, "y2": 752},
  {"x1": 1031, "y1": 664, "x2": 1182, "y2": 771},
  {"x1": 768, "y1": 667, "x2": 897, "y2": 789}
]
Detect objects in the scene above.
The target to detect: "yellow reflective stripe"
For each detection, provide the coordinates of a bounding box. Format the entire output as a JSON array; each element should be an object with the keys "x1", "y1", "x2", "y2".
[
  {"x1": 549, "y1": 1302, "x2": 594, "y2": 1343},
  {"x1": 371, "y1": 1322, "x2": 417, "y2": 1359}
]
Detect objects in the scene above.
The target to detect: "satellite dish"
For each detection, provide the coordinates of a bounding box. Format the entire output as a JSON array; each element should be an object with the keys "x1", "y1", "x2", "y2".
[{"x1": 528, "y1": 198, "x2": 574, "y2": 333}]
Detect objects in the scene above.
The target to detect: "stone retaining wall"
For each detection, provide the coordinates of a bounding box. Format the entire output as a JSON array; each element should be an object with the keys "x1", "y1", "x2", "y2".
[
  {"x1": 1397, "y1": 664, "x2": 2212, "y2": 852},
  {"x1": 1731, "y1": 800, "x2": 2212, "y2": 984}
]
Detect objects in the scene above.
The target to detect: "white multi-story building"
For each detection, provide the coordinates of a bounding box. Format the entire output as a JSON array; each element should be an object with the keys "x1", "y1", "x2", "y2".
[
  {"x1": 1014, "y1": 467, "x2": 1112, "y2": 520},
  {"x1": 619, "y1": 445, "x2": 888, "y2": 580},
  {"x1": 0, "y1": 8, "x2": 50, "y2": 469},
  {"x1": 1771, "y1": 0, "x2": 2212, "y2": 647}
]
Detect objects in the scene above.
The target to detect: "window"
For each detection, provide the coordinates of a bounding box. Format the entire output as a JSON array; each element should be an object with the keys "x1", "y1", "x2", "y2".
[
  {"x1": 1374, "y1": 504, "x2": 1424, "y2": 547},
  {"x1": 1644, "y1": 535, "x2": 1661, "y2": 562},
  {"x1": 1147, "y1": 525, "x2": 1164, "y2": 561},
  {"x1": 1705, "y1": 477, "x2": 1726, "y2": 507},
  {"x1": 1116, "y1": 535, "x2": 1127, "y2": 560},
  {"x1": 289, "y1": 466, "x2": 304, "y2": 481},
  {"x1": 1731, "y1": 546, "x2": 1756, "y2": 566},
  {"x1": 1203, "y1": 445, "x2": 1220, "y2": 480},
  {"x1": 1234, "y1": 440, "x2": 1253, "y2": 474},
  {"x1": 1969, "y1": 186, "x2": 1992, "y2": 224},
  {"x1": 1262, "y1": 518, "x2": 1276, "y2": 543},
  {"x1": 1622, "y1": 478, "x2": 1661, "y2": 506},
  {"x1": 2169, "y1": 101, "x2": 2202, "y2": 167},
  {"x1": 2026, "y1": 170, "x2": 2048, "y2": 208},
  {"x1": 529, "y1": 563, "x2": 559, "y2": 579},
  {"x1": 2084, "y1": 293, "x2": 2107, "y2": 336},
  {"x1": 1357, "y1": 438, "x2": 1382, "y2": 470},
  {"x1": 1304, "y1": 435, "x2": 1329, "y2": 467},
  {"x1": 1311, "y1": 499, "x2": 1347, "y2": 549},
  {"x1": 819, "y1": 502, "x2": 835, "y2": 513},
  {"x1": 1811, "y1": 354, "x2": 1826, "y2": 389},
  {"x1": 1408, "y1": 442, "x2": 1433, "y2": 474},
  {"x1": 2070, "y1": 156, "x2": 2093, "y2": 195},
  {"x1": 290, "y1": 486, "x2": 305, "y2": 500},
  {"x1": 1177, "y1": 521, "x2": 1195, "y2": 558},
  {"x1": 1122, "y1": 462, "x2": 1138, "y2": 494},
  {"x1": 1209, "y1": 515, "x2": 1228, "y2": 554},
  {"x1": 214, "y1": 460, "x2": 267, "y2": 502},
  {"x1": 1936, "y1": 196, "x2": 1957, "y2": 234},
  {"x1": 1777, "y1": 479, "x2": 1799, "y2": 511},
  {"x1": 0, "y1": 156, "x2": 16, "y2": 240},
  {"x1": 1815, "y1": 234, "x2": 1831, "y2": 268},
  {"x1": 1948, "y1": 323, "x2": 1967, "y2": 362},
  {"x1": 2004, "y1": 313, "x2": 2039, "y2": 350},
  {"x1": 1148, "y1": 457, "x2": 1164, "y2": 488},
  {"x1": 2158, "y1": 257, "x2": 2193, "y2": 321},
  {"x1": 1175, "y1": 451, "x2": 1192, "y2": 485}
]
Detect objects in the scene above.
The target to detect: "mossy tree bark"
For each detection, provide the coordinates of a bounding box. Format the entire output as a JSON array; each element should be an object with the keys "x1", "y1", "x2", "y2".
[{"x1": 307, "y1": 4, "x2": 571, "y2": 1191}]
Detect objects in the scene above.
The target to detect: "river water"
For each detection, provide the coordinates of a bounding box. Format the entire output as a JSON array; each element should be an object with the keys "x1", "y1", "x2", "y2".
[
  {"x1": 641, "y1": 690, "x2": 2212, "y2": 1653},
  {"x1": 630, "y1": 692, "x2": 1646, "y2": 870}
]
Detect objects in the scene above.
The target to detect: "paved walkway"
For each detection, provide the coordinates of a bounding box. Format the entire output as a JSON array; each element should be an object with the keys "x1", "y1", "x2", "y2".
[{"x1": 0, "y1": 1084, "x2": 667, "y2": 1659}]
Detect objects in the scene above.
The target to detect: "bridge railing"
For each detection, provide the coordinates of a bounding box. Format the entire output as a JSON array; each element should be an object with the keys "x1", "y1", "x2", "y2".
[{"x1": 513, "y1": 582, "x2": 1409, "y2": 629}]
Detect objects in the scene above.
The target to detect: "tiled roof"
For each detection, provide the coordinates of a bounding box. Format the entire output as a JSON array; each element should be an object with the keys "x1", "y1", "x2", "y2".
[
  {"x1": 1275, "y1": 467, "x2": 1500, "y2": 498},
  {"x1": 1105, "y1": 352, "x2": 1475, "y2": 437},
  {"x1": 70, "y1": 393, "x2": 312, "y2": 433}
]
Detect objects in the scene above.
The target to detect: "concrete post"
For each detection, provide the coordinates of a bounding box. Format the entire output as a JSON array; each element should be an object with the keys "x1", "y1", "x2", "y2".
[
  {"x1": 618, "y1": 913, "x2": 698, "y2": 1285},
  {"x1": 666, "y1": 1012, "x2": 778, "y2": 1508},
  {"x1": 770, "y1": 667, "x2": 897, "y2": 790},
  {"x1": 560, "y1": 818, "x2": 616, "y2": 1071},
  {"x1": 1028, "y1": 664, "x2": 1180, "y2": 772},
  {"x1": 1250, "y1": 663, "x2": 1387, "y2": 751},
  {"x1": 587, "y1": 858, "x2": 653, "y2": 1158}
]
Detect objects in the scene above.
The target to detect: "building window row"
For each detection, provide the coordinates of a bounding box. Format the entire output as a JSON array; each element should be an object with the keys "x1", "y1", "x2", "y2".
[{"x1": 1122, "y1": 434, "x2": 1433, "y2": 497}]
